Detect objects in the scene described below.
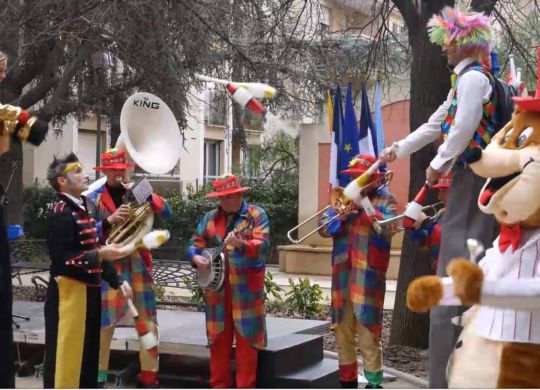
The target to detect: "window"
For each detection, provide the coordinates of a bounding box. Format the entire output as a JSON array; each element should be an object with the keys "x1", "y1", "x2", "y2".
[
  {"x1": 245, "y1": 145, "x2": 262, "y2": 178},
  {"x1": 319, "y1": 5, "x2": 330, "y2": 36},
  {"x1": 243, "y1": 109, "x2": 264, "y2": 131},
  {"x1": 78, "y1": 129, "x2": 106, "y2": 180},
  {"x1": 205, "y1": 90, "x2": 228, "y2": 127},
  {"x1": 204, "y1": 140, "x2": 221, "y2": 182}
]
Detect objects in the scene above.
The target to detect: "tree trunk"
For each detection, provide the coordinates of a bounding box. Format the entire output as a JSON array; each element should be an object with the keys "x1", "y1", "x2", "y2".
[{"x1": 389, "y1": 0, "x2": 453, "y2": 348}]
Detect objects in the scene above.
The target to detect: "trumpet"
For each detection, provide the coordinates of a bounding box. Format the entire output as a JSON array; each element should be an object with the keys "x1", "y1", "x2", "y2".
[
  {"x1": 287, "y1": 171, "x2": 393, "y2": 244},
  {"x1": 372, "y1": 202, "x2": 444, "y2": 234}
]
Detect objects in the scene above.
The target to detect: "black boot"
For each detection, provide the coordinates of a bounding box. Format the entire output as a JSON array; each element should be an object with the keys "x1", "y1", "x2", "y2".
[
  {"x1": 136, "y1": 380, "x2": 159, "y2": 388},
  {"x1": 340, "y1": 380, "x2": 359, "y2": 388}
]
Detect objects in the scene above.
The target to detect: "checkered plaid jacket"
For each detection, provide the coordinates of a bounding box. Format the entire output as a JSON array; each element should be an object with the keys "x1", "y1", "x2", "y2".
[
  {"x1": 320, "y1": 189, "x2": 397, "y2": 338},
  {"x1": 86, "y1": 184, "x2": 171, "y2": 327},
  {"x1": 187, "y1": 201, "x2": 270, "y2": 349},
  {"x1": 405, "y1": 211, "x2": 444, "y2": 274}
]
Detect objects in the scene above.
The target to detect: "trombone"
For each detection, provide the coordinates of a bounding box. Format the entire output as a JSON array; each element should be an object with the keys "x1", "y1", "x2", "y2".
[
  {"x1": 287, "y1": 171, "x2": 393, "y2": 244},
  {"x1": 372, "y1": 202, "x2": 444, "y2": 234},
  {"x1": 287, "y1": 187, "x2": 355, "y2": 245}
]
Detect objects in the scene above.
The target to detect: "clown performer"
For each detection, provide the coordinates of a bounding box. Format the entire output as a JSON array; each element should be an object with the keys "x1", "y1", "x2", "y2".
[
  {"x1": 405, "y1": 174, "x2": 451, "y2": 274},
  {"x1": 319, "y1": 154, "x2": 397, "y2": 389},
  {"x1": 86, "y1": 148, "x2": 171, "y2": 388},
  {"x1": 380, "y1": 7, "x2": 501, "y2": 386},
  {"x1": 187, "y1": 174, "x2": 270, "y2": 388},
  {"x1": 43, "y1": 154, "x2": 131, "y2": 388}
]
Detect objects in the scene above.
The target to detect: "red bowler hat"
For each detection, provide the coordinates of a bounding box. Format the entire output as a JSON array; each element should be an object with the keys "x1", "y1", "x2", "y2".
[
  {"x1": 93, "y1": 148, "x2": 135, "y2": 171},
  {"x1": 340, "y1": 154, "x2": 384, "y2": 176},
  {"x1": 206, "y1": 174, "x2": 251, "y2": 198},
  {"x1": 432, "y1": 173, "x2": 452, "y2": 189},
  {"x1": 513, "y1": 46, "x2": 540, "y2": 113}
]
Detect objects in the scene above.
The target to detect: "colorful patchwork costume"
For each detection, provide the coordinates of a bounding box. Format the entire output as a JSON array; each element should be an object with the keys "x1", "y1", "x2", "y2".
[
  {"x1": 187, "y1": 174, "x2": 269, "y2": 388},
  {"x1": 320, "y1": 154, "x2": 397, "y2": 388},
  {"x1": 86, "y1": 148, "x2": 171, "y2": 387},
  {"x1": 405, "y1": 174, "x2": 451, "y2": 274}
]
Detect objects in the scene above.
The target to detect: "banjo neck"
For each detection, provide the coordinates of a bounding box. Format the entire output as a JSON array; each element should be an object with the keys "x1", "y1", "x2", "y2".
[
  {"x1": 215, "y1": 217, "x2": 251, "y2": 257},
  {"x1": 216, "y1": 227, "x2": 238, "y2": 255}
]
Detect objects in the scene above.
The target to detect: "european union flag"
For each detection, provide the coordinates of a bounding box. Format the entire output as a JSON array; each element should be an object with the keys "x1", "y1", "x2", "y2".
[{"x1": 339, "y1": 83, "x2": 360, "y2": 186}]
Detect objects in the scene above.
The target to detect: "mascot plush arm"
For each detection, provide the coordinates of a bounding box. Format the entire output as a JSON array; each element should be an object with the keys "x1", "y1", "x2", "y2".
[{"x1": 407, "y1": 257, "x2": 540, "y2": 313}]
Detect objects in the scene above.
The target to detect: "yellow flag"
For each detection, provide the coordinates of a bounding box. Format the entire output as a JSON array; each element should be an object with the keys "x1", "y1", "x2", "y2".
[{"x1": 326, "y1": 90, "x2": 333, "y2": 135}]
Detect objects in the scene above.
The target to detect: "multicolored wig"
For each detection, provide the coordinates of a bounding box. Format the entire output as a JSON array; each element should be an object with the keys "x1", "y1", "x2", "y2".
[{"x1": 427, "y1": 7, "x2": 491, "y2": 56}]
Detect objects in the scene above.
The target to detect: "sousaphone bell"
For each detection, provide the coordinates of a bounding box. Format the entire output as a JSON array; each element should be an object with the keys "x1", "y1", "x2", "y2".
[{"x1": 84, "y1": 92, "x2": 182, "y2": 252}]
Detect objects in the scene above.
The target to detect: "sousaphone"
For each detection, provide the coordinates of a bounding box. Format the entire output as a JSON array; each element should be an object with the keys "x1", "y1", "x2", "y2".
[{"x1": 84, "y1": 92, "x2": 182, "y2": 251}]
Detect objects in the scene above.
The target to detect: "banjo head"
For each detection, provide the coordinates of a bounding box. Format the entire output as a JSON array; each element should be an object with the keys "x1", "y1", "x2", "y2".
[{"x1": 197, "y1": 249, "x2": 225, "y2": 291}]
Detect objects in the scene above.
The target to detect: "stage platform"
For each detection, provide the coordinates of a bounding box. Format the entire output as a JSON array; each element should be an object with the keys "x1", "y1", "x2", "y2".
[
  {"x1": 13, "y1": 301, "x2": 412, "y2": 388},
  {"x1": 13, "y1": 300, "x2": 328, "y2": 355},
  {"x1": 13, "y1": 300, "x2": 338, "y2": 387}
]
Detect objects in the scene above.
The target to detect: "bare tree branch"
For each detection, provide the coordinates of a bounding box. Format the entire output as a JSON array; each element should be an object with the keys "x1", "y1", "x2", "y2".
[
  {"x1": 38, "y1": 43, "x2": 93, "y2": 121},
  {"x1": 471, "y1": 0, "x2": 498, "y2": 14}
]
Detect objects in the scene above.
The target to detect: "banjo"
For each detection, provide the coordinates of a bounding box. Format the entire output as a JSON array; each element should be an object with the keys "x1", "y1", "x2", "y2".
[{"x1": 197, "y1": 219, "x2": 249, "y2": 291}]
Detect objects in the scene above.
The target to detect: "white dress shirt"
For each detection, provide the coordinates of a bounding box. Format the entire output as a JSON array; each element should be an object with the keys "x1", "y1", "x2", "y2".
[
  {"x1": 394, "y1": 58, "x2": 493, "y2": 173},
  {"x1": 474, "y1": 230, "x2": 540, "y2": 344},
  {"x1": 60, "y1": 192, "x2": 85, "y2": 210}
]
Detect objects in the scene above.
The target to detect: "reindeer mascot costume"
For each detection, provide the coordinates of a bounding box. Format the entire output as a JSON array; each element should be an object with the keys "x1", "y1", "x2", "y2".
[{"x1": 407, "y1": 47, "x2": 540, "y2": 388}]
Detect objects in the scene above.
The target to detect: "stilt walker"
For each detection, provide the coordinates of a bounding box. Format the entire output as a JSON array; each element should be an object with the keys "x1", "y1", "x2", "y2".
[
  {"x1": 380, "y1": 8, "x2": 500, "y2": 386},
  {"x1": 0, "y1": 50, "x2": 48, "y2": 387}
]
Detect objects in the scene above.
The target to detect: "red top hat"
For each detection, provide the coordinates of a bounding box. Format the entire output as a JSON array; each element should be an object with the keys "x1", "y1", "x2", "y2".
[
  {"x1": 340, "y1": 154, "x2": 384, "y2": 176},
  {"x1": 513, "y1": 46, "x2": 540, "y2": 113},
  {"x1": 206, "y1": 174, "x2": 251, "y2": 198},
  {"x1": 432, "y1": 173, "x2": 452, "y2": 189},
  {"x1": 93, "y1": 148, "x2": 135, "y2": 171}
]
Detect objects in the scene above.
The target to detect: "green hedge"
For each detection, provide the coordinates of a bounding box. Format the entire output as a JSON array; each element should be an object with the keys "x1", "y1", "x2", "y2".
[
  {"x1": 23, "y1": 174, "x2": 298, "y2": 264},
  {"x1": 22, "y1": 182, "x2": 56, "y2": 239}
]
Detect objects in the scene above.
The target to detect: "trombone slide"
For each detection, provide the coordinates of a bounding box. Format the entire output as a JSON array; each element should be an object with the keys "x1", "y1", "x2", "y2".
[
  {"x1": 286, "y1": 193, "x2": 382, "y2": 244},
  {"x1": 287, "y1": 165, "x2": 394, "y2": 245},
  {"x1": 286, "y1": 205, "x2": 333, "y2": 245}
]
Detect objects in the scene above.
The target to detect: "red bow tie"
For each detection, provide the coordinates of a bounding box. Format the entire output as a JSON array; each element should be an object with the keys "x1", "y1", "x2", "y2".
[{"x1": 498, "y1": 224, "x2": 522, "y2": 253}]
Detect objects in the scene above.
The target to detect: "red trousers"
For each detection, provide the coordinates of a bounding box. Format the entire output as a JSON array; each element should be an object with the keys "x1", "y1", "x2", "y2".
[{"x1": 209, "y1": 274, "x2": 258, "y2": 388}]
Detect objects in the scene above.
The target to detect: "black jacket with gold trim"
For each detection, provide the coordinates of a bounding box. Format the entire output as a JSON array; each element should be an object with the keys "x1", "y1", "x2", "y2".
[{"x1": 46, "y1": 193, "x2": 120, "y2": 287}]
